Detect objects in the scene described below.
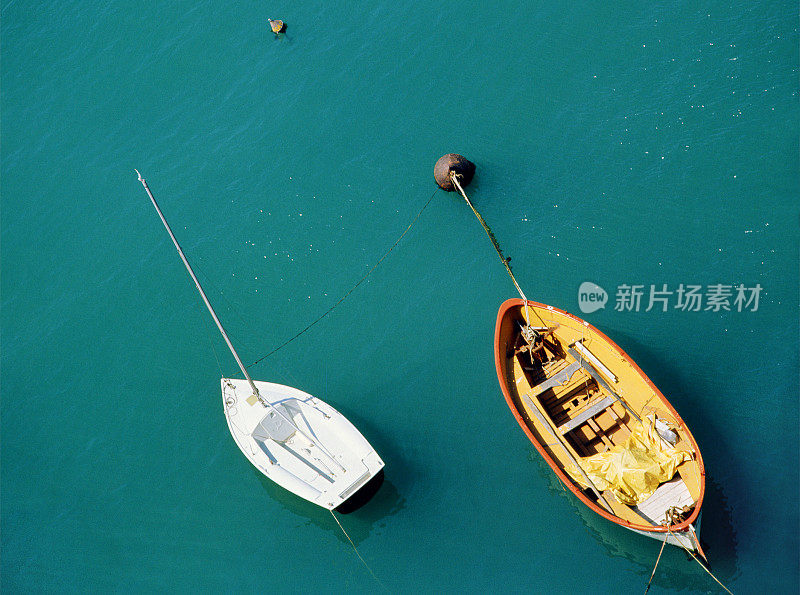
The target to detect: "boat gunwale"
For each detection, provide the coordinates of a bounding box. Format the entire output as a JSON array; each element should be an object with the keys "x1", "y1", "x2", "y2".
[{"x1": 493, "y1": 298, "x2": 706, "y2": 534}]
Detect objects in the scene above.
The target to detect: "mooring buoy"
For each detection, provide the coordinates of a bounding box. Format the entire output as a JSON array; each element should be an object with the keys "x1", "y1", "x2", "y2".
[
  {"x1": 269, "y1": 19, "x2": 287, "y2": 33},
  {"x1": 434, "y1": 153, "x2": 475, "y2": 191}
]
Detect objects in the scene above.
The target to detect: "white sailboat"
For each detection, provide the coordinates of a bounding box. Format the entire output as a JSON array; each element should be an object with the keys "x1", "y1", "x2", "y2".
[{"x1": 137, "y1": 171, "x2": 385, "y2": 512}]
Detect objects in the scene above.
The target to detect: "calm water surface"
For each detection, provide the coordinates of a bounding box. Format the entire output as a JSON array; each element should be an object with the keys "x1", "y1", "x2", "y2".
[{"x1": 2, "y1": 1, "x2": 798, "y2": 592}]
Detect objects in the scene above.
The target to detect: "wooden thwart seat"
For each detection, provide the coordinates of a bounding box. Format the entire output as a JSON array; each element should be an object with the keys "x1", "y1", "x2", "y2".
[
  {"x1": 528, "y1": 360, "x2": 582, "y2": 397},
  {"x1": 557, "y1": 395, "x2": 617, "y2": 434},
  {"x1": 514, "y1": 350, "x2": 624, "y2": 453}
]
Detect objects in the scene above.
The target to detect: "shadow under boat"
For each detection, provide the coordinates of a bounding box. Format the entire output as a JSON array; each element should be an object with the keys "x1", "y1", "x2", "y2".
[
  {"x1": 254, "y1": 467, "x2": 405, "y2": 546},
  {"x1": 588, "y1": 328, "x2": 740, "y2": 573},
  {"x1": 541, "y1": 461, "x2": 738, "y2": 589},
  {"x1": 336, "y1": 468, "x2": 385, "y2": 513}
]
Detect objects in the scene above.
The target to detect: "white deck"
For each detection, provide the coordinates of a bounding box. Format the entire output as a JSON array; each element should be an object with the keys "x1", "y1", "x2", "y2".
[
  {"x1": 221, "y1": 378, "x2": 384, "y2": 510},
  {"x1": 634, "y1": 476, "x2": 695, "y2": 526}
]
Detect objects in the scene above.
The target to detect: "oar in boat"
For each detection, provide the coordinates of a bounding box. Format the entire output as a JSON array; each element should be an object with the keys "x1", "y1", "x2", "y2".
[{"x1": 521, "y1": 393, "x2": 615, "y2": 514}]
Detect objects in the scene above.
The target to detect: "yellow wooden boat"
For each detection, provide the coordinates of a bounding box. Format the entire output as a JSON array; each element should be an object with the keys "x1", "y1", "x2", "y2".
[{"x1": 494, "y1": 298, "x2": 706, "y2": 558}]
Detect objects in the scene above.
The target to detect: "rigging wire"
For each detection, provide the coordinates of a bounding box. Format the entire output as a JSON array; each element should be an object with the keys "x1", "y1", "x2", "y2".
[
  {"x1": 196, "y1": 295, "x2": 225, "y2": 378},
  {"x1": 247, "y1": 188, "x2": 439, "y2": 369},
  {"x1": 194, "y1": 263, "x2": 261, "y2": 357}
]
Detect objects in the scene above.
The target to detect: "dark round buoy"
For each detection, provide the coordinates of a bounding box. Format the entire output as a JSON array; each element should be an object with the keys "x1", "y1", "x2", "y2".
[
  {"x1": 434, "y1": 153, "x2": 475, "y2": 191},
  {"x1": 269, "y1": 19, "x2": 287, "y2": 33}
]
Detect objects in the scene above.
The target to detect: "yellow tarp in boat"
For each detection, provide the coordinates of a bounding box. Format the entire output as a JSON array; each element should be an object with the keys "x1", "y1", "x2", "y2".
[{"x1": 569, "y1": 414, "x2": 694, "y2": 506}]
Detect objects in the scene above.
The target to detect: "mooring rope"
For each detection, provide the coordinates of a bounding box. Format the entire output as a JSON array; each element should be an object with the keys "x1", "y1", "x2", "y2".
[
  {"x1": 450, "y1": 170, "x2": 732, "y2": 594},
  {"x1": 644, "y1": 532, "x2": 668, "y2": 594},
  {"x1": 450, "y1": 173, "x2": 526, "y2": 300},
  {"x1": 450, "y1": 172, "x2": 545, "y2": 328},
  {"x1": 644, "y1": 508, "x2": 734, "y2": 594},
  {"x1": 664, "y1": 524, "x2": 734, "y2": 594},
  {"x1": 247, "y1": 189, "x2": 438, "y2": 369},
  {"x1": 644, "y1": 508, "x2": 680, "y2": 595},
  {"x1": 330, "y1": 510, "x2": 390, "y2": 592}
]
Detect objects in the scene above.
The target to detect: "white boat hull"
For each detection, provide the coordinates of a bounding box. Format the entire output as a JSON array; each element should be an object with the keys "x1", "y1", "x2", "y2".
[
  {"x1": 630, "y1": 525, "x2": 697, "y2": 551},
  {"x1": 628, "y1": 511, "x2": 704, "y2": 559},
  {"x1": 221, "y1": 378, "x2": 384, "y2": 510}
]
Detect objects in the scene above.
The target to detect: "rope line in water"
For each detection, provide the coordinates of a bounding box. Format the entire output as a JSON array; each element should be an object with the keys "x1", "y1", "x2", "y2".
[
  {"x1": 665, "y1": 525, "x2": 734, "y2": 594},
  {"x1": 450, "y1": 173, "x2": 546, "y2": 327},
  {"x1": 643, "y1": 533, "x2": 667, "y2": 594},
  {"x1": 248, "y1": 188, "x2": 438, "y2": 369},
  {"x1": 330, "y1": 510, "x2": 390, "y2": 592},
  {"x1": 644, "y1": 511, "x2": 673, "y2": 595},
  {"x1": 450, "y1": 173, "x2": 526, "y2": 301},
  {"x1": 644, "y1": 508, "x2": 733, "y2": 594}
]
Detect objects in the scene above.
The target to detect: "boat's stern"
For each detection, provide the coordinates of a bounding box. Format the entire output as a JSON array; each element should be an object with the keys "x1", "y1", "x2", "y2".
[{"x1": 325, "y1": 450, "x2": 385, "y2": 513}]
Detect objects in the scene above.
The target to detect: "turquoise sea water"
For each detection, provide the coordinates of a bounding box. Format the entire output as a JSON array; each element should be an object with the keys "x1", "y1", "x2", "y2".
[{"x1": 2, "y1": 1, "x2": 798, "y2": 593}]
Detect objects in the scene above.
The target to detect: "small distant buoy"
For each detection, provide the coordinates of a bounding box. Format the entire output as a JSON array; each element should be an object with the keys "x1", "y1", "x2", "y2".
[
  {"x1": 269, "y1": 19, "x2": 287, "y2": 33},
  {"x1": 434, "y1": 153, "x2": 476, "y2": 191}
]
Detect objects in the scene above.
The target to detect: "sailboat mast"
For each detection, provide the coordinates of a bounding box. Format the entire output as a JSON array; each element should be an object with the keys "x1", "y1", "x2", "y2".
[
  {"x1": 136, "y1": 171, "x2": 347, "y2": 472},
  {"x1": 135, "y1": 170, "x2": 259, "y2": 396}
]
